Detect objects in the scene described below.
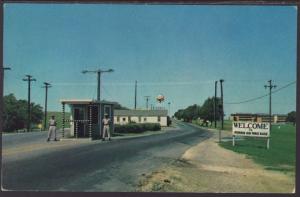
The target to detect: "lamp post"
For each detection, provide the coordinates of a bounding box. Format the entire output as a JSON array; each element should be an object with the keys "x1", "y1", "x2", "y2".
[
  {"x1": 168, "y1": 102, "x2": 171, "y2": 116},
  {"x1": 82, "y1": 68, "x2": 114, "y2": 101}
]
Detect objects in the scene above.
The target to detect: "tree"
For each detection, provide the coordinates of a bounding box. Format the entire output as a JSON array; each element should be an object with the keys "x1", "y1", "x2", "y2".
[
  {"x1": 174, "y1": 104, "x2": 201, "y2": 122},
  {"x1": 167, "y1": 116, "x2": 172, "y2": 126},
  {"x1": 287, "y1": 111, "x2": 296, "y2": 125},
  {"x1": 174, "y1": 97, "x2": 222, "y2": 123},
  {"x1": 113, "y1": 102, "x2": 129, "y2": 110},
  {"x1": 31, "y1": 103, "x2": 44, "y2": 125},
  {"x1": 3, "y1": 94, "x2": 44, "y2": 132},
  {"x1": 3, "y1": 94, "x2": 25, "y2": 131},
  {"x1": 199, "y1": 97, "x2": 222, "y2": 122}
]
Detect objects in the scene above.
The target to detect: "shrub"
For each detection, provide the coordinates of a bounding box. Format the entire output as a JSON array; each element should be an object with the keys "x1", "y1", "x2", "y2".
[
  {"x1": 114, "y1": 123, "x2": 161, "y2": 133},
  {"x1": 167, "y1": 116, "x2": 172, "y2": 126}
]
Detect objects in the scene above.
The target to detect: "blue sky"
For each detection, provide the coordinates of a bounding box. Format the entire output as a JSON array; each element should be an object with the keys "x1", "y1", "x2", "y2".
[{"x1": 3, "y1": 4, "x2": 297, "y2": 116}]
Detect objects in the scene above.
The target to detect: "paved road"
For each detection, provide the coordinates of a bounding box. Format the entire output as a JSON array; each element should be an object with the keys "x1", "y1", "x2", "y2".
[{"x1": 2, "y1": 121, "x2": 212, "y2": 191}]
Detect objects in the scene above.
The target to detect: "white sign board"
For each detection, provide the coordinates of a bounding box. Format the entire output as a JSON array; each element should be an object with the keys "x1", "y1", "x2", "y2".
[{"x1": 232, "y1": 122, "x2": 270, "y2": 137}]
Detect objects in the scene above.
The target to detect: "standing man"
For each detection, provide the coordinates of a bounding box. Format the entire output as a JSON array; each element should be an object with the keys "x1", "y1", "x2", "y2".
[
  {"x1": 47, "y1": 115, "x2": 58, "y2": 142},
  {"x1": 102, "y1": 114, "x2": 111, "y2": 141}
]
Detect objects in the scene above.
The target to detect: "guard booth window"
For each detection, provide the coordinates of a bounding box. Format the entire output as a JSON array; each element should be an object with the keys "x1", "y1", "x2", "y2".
[{"x1": 104, "y1": 105, "x2": 111, "y2": 117}]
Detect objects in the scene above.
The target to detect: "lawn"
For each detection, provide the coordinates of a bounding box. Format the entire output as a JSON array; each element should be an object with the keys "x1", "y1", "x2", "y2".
[
  {"x1": 45, "y1": 111, "x2": 71, "y2": 129},
  {"x1": 220, "y1": 123, "x2": 296, "y2": 174},
  {"x1": 192, "y1": 119, "x2": 233, "y2": 131}
]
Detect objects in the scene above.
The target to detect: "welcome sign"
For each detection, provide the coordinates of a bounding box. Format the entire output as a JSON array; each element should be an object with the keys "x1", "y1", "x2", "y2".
[{"x1": 232, "y1": 122, "x2": 270, "y2": 137}]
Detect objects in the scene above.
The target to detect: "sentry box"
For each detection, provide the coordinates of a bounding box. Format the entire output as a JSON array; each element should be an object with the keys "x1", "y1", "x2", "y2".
[{"x1": 60, "y1": 99, "x2": 116, "y2": 140}]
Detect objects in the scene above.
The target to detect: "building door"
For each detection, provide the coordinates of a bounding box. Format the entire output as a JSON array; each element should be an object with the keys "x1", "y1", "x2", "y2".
[{"x1": 74, "y1": 107, "x2": 85, "y2": 137}]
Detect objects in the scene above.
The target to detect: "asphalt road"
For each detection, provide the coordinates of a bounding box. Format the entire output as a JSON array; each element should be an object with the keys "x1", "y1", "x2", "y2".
[{"x1": 2, "y1": 121, "x2": 212, "y2": 191}]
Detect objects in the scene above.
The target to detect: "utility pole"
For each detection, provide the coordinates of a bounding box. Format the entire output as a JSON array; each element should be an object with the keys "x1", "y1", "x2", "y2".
[
  {"x1": 214, "y1": 81, "x2": 218, "y2": 128},
  {"x1": 82, "y1": 68, "x2": 114, "y2": 101},
  {"x1": 42, "y1": 82, "x2": 52, "y2": 131},
  {"x1": 220, "y1": 79, "x2": 224, "y2": 130},
  {"x1": 265, "y1": 80, "x2": 276, "y2": 132},
  {"x1": 23, "y1": 75, "x2": 36, "y2": 132},
  {"x1": 144, "y1": 96, "x2": 150, "y2": 110},
  {"x1": 134, "y1": 80, "x2": 137, "y2": 109}
]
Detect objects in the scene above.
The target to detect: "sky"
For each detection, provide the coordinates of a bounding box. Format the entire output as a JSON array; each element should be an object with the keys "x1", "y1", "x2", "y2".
[{"x1": 3, "y1": 4, "x2": 297, "y2": 116}]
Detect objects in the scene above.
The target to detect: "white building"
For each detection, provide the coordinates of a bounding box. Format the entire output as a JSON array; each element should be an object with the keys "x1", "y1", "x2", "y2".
[{"x1": 114, "y1": 109, "x2": 168, "y2": 126}]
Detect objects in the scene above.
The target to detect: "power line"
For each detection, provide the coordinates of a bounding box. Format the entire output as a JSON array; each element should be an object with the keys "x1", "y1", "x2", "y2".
[{"x1": 225, "y1": 81, "x2": 296, "y2": 105}]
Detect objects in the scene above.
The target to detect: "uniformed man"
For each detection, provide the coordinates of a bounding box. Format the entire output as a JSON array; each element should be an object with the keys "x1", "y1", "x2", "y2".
[
  {"x1": 102, "y1": 114, "x2": 111, "y2": 141},
  {"x1": 47, "y1": 115, "x2": 58, "y2": 142}
]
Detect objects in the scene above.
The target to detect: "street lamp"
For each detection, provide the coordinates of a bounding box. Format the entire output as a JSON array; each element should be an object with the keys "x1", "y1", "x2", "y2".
[{"x1": 82, "y1": 68, "x2": 114, "y2": 101}]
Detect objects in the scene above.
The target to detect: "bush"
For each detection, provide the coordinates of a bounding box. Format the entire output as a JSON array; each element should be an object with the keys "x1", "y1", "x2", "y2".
[
  {"x1": 167, "y1": 116, "x2": 172, "y2": 126},
  {"x1": 114, "y1": 123, "x2": 161, "y2": 133}
]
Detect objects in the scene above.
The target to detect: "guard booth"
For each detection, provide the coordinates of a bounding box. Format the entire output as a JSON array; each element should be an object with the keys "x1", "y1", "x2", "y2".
[{"x1": 60, "y1": 99, "x2": 116, "y2": 140}]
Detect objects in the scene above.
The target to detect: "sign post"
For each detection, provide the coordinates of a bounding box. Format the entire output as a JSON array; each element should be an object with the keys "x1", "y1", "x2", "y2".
[{"x1": 232, "y1": 122, "x2": 270, "y2": 149}]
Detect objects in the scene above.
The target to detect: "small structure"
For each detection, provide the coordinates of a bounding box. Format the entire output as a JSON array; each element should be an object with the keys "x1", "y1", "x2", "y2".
[
  {"x1": 230, "y1": 113, "x2": 287, "y2": 123},
  {"x1": 114, "y1": 109, "x2": 168, "y2": 126},
  {"x1": 60, "y1": 99, "x2": 116, "y2": 140}
]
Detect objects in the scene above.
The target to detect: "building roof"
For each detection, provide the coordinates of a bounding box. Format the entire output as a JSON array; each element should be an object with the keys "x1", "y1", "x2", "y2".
[
  {"x1": 60, "y1": 99, "x2": 117, "y2": 105},
  {"x1": 114, "y1": 109, "x2": 168, "y2": 116},
  {"x1": 231, "y1": 113, "x2": 287, "y2": 117}
]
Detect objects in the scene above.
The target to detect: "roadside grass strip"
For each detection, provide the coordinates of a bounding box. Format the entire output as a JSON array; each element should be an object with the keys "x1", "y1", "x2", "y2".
[
  {"x1": 220, "y1": 124, "x2": 296, "y2": 174},
  {"x1": 46, "y1": 111, "x2": 71, "y2": 129},
  {"x1": 192, "y1": 120, "x2": 233, "y2": 132}
]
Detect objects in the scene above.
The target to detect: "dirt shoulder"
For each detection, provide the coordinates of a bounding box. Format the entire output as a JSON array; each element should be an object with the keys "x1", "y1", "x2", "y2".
[{"x1": 137, "y1": 128, "x2": 295, "y2": 193}]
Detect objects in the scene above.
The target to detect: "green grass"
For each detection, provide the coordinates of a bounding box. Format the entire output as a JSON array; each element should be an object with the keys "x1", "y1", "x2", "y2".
[
  {"x1": 220, "y1": 123, "x2": 296, "y2": 174},
  {"x1": 44, "y1": 111, "x2": 71, "y2": 129},
  {"x1": 216, "y1": 120, "x2": 232, "y2": 131},
  {"x1": 192, "y1": 119, "x2": 233, "y2": 131}
]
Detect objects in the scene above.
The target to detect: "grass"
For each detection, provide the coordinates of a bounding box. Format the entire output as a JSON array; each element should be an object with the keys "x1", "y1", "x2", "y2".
[
  {"x1": 192, "y1": 119, "x2": 233, "y2": 131},
  {"x1": 44, "y1": 111, "x2": 71, "y2": 129},
  {"x1": 3, "y1": 111, "x2": 71, "y2": 133},
  {"x1": 220, "y1": 123, "x2": 296, "y2": 174}
]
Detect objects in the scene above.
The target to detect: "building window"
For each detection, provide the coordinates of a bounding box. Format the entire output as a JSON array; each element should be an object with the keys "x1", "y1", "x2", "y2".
[
  {"x1": 158, "y1": 116, "x2": 161, "y2": 122},
  {"x1": 138, "y1": 116, "x2": 141, "y2": 122},
  {"x1": 117, "y1": 116, "x2": 120, "y2": 122},
  {"x1": 128, "y1": 116, "x2": 131, "y2": 122},
  {"x1": 123, "y1": 117, "x2": 126, "y2": 121},
  {"x1": 144, "y1": 117, "x2": 147, "y2": 121}
]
